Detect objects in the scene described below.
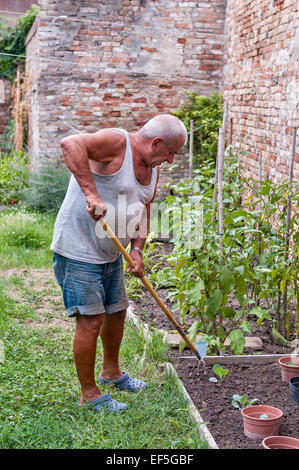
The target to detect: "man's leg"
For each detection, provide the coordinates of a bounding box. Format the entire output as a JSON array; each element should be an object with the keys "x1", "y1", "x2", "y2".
[
  {"x1": 74, "y1": 310, "x2": 126, "y2": 403},
  {"x1": 99, "y1": 309, "x2": 127, "y2": 380},
  {"x1": 73, "y1": 314, "x2": 103, "y2": 404}
]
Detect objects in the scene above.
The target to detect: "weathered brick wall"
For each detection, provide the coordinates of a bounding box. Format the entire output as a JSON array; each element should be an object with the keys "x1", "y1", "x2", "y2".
[
  {"x1": 0, "y1": 78, "x2": 12, "y2": 141},
  {"x1": 222, "y1": 0, "x2": 299, "y2": 182},
  {"x1": 25, "y1": 0, "x2": 226, "y2": 192}
]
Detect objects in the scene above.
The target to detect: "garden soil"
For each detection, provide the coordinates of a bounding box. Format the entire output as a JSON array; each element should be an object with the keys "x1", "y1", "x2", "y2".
[{"x1": 132, "y1": 242, "x2": 299, "y2": 450}]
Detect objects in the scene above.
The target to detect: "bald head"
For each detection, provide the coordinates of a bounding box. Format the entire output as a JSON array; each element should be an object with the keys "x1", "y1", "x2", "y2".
[{"x1": 138, "y1": 114, "x2": 188, "y2": 147}]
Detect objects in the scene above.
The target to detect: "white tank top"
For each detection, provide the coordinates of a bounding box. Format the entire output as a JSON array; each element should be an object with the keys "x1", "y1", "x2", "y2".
[{"x1": 50, "y1": 129, "x2": 158, "y2": 263}]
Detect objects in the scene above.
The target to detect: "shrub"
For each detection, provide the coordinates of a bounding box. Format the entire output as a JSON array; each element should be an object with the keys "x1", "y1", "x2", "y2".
[
  {"x1": 173, "y1": 91, "x2": 223, "y2": 166},
  {"x1": 0, "y1": 120, "x2": 15, "y2": 153},
  {"x1": 153, "y1": 153, "x2": 299, "y2": 354},
  {"x1": 0, "y1": 151, "x2": 29, "y2": 204},
  {"x1": 0, "y1": 5, "x2": 39, "y2": 80},
  {"x1": 21, "y1": 163, "x2": 70, "y2": 213}
]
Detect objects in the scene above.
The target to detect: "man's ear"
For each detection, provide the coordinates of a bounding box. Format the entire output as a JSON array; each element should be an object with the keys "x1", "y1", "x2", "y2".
[{"x1": 152, "y1": 137, "x2": 163, "y2": 148}]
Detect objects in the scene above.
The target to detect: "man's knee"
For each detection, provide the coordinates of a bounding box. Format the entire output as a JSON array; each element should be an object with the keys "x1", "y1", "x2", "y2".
[
  {"x1": 106, "y1": 309, "x2": 127, "y2": 322},
  {"x1": 117, "y1": 309, "x2": 127, "y2": 320},
  {"x1": 76, "y1": 314, "x2": 103, "y2": 335}
]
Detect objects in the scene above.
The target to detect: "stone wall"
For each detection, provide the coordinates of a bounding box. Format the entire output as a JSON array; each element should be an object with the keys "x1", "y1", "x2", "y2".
[
  {"x1": 222, "y1": 0, "x2": 299, "y2": 182},
  {"x1": 25, "y1": 0, "x2": 226, "y2": 193}
]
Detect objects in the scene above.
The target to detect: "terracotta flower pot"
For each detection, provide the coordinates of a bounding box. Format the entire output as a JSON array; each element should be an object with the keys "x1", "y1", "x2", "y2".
[
  {"x1": 289, "y1": 376, "x2": 299, "y2": 405},
  {"x1": 262, "y1": 435, "x2": 299, "y2": 449},
  {"x1": 241, "y1": 405, "x2": 283, "y2": 440},
  {"x1": 278, "y1": 356, "x2": 299, "y2": 383}
]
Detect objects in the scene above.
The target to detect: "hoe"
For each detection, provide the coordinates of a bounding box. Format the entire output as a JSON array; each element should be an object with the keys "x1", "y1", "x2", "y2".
[{"x1": 99, "y1": 217, "x2": 204, "y2": 363}]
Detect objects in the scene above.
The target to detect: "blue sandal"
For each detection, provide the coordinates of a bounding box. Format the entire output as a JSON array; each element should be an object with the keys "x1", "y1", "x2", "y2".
[
  {"x1": 81, "y1": 394, "x2": 128, "y2": 413},
  {"x1": 99, "y1": 372, "x2": 147, "y2": 393}
]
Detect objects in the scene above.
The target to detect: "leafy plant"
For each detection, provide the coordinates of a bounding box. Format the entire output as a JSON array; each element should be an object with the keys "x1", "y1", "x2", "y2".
[
  {"x1": 0, "y1": 151, "x2": 29, "y2": 204},
  {"x1": 0, "y1": 119, "x2": 15, "y2": 153},
  {"x1": 21, "y1": 163, "x2": 70, "y2": 213},
  {"x1": 173, "y1": 91, "x2": 223, "y2": 166},
  {"x1": 208, "y1": 364, "x2": 229, "y2": 383},
  {"x1": 153, "y1": 147, "x2": 298, "y2": 354},
  {"x1": 0, "y1": 5, "x2": 39, "y2": 80},
  {"x1": 232, "y1": 394, "x2": 259, "y2": 409}
]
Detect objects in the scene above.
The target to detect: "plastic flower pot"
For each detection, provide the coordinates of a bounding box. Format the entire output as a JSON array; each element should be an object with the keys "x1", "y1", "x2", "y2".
[
  {"x1": 289, "y1": 376, "x2": 299, "y2": 405},
  {"x1": 278, "y1": 356, "x2": 299, "y2": 383},
  {"x1": 262, "y1": 436, "x2": 299, "y2": 449},
  {"x1": 241, "y1": 405, "x2": 283, "y2": 440}
]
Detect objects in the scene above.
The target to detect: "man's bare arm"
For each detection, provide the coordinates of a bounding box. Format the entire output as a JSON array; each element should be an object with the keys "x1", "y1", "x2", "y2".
[
  {"x1": 128, "y1": 167, "x2": 160, "y2": 277},
  {"x1": 61, "y1": 130, "x2": 125, "y2": 220}
]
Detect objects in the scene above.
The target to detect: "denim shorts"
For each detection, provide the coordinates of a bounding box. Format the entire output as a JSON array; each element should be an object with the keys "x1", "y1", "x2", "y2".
[{"x1": 53, "y1": 252, "x2": 129, "y2": 317}]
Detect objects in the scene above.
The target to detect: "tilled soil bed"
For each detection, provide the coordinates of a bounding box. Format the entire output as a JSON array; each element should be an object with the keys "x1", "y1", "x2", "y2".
[
  {"x1": 133, "y1": 293, "x2": 299, "y2": 449},
  {"x1": 172, "y1": 359, "x2": 299, "y2": 449},
  {"x1": 131, "y1": 242, "x2": 299, "y2": 449}
]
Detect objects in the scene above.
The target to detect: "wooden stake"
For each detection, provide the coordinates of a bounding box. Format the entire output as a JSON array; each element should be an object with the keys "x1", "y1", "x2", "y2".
[
  {"x1": 258, "y1": 152, "x2": 262, "y2": 181},
  {"x1": 217, "y1": 103, "x2": 229, "y2": 249},
  {"x1": 189, "y1": 119, "x2": 194, "y2": 179},
  {"x1": 212, "y1": 138, "x2": 220, "y2": 221},
  {"x1": 228, "y1": 118, "x2": 233, "y2": 184},
  {"x1": 281, "y1": 127, "x2": 297, "y2": 338},
  {"x1": 217, "y1": 127, "x2": 225, "y2": 249},
  {"x1": 15, "y1": 64, "x2": 21, "y2": 151},
  {"x1": 229, "y1": 117, "x2": 233, "y2": 160},
  {"x1": 13, "y1": 63, "x2": 24, "y2": 152},
  {"x1": 212, "y1": 104, "x2": 228, "y2": 222},
  {"x1": 256, "y1": 152, "x2": 263, "y2": 307}
]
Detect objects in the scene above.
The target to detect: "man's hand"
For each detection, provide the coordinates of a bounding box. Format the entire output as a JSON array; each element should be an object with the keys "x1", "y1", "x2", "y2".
[
  {"x1": 86, "y1": 194, "x2": 107, "y2": 221},
  {"x1": 127, "y1": 249, "x2": 145, "y2": 278}
]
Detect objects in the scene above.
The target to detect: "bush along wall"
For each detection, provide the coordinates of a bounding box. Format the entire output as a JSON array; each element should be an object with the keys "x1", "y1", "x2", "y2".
[
  {"x1": 0, "y1": 5, "x2": 39, "y2": 80},
  {"x1": 173, "y1": 91, "x2": 224, "y2": 167}
]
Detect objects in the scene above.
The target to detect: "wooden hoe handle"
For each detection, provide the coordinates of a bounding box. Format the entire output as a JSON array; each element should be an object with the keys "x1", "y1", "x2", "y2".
[{"x1": 99, "y1": 218, "x2": 200, "y2": 358}]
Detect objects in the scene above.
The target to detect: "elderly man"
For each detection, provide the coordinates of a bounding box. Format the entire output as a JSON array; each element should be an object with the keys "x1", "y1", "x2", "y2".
[{"x1": 51, "y1": 114, "x2": 187, "y2": 412}]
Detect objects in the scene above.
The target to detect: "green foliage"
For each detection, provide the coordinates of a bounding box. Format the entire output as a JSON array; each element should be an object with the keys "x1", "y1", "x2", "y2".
[
  {"x1": 153, "y1": 143, "x2": 299, "y2": 355},
  {"x1": 0, "y1": 119, "x2": 15, "y2": 153},
  {"x1": 0, "y1": 5, "x2": 39, "y2": 80},
  {"x1": 21, "y1": 163, "x2": 70, "y2": 213},
  {"x1": 0, "y1": 269, "x2": 207, "y2": 449},
  {"x1": 0, "y1": 151, "x2": 29, "y2": 204},
  {"x1": 212, "y1": 364, "x2": 229, "y2": 382},
  {"x1": 0, "y1": 209, "x2": 56, "y2": 270},
  {"x1": 232, "y1": 394, "x2": 259, "y2": 409},
  {"x1": 173, "y1": 91, "x2": 223, "y2": 165},
  {"x1": 0, "y1": 207, "x2": 49, "y2": 248}
]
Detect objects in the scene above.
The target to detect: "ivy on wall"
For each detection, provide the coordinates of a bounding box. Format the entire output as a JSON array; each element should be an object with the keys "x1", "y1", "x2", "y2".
[{"x1": 0, "y1": 5, "x2": 39, "y2": 80}]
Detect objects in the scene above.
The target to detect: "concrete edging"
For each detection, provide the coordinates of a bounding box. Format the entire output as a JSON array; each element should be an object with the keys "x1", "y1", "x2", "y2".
[
  {"x1": 163, "y1": 362, "x2": 219, "y2": 449},
  {"x1": 178, "y1": 354, "x2": 299, "y2": 364},
  {"x1": 127, "y1": 304, "x2": 299, "y2": 449}
]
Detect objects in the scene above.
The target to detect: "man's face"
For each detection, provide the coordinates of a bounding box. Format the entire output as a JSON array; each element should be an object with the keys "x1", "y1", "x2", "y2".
[{"x1": 149, "y1": 135, "x2": 186, "y2": 167}]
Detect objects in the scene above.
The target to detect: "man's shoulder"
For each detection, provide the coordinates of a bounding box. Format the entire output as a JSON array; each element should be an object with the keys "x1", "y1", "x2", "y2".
[
  {"x1": 93, "y1": 128, "x2": 126, "y2": 142},
  {"x1": 83, "y1": 128, "x2": 127, "y2": 156}
]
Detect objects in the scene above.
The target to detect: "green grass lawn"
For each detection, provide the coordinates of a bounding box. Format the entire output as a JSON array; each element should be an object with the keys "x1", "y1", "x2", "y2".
[{"x1": 0, "y1": 208, "x2": 208, "y2": 449}]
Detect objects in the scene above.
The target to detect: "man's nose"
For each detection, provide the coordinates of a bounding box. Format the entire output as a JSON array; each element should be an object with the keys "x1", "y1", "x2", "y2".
[{"x1": 167, "y1": 154, "x2": 174, "y2": 163}]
